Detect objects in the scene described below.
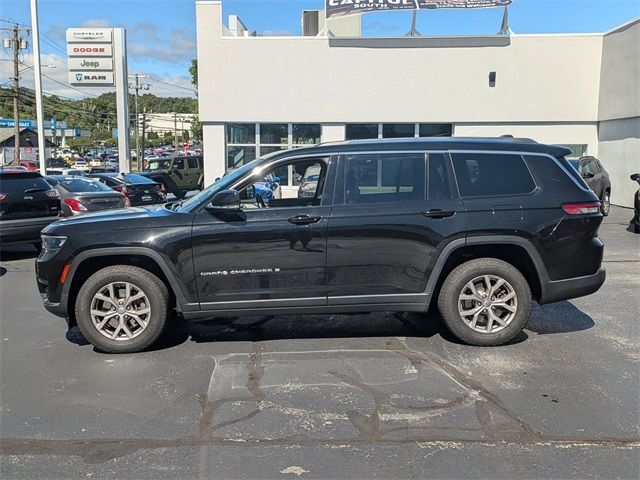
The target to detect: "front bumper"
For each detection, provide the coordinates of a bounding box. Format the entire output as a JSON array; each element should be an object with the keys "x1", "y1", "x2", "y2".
[{"x1": 539, "y1": 267, "x2": 606, "y2": 304}]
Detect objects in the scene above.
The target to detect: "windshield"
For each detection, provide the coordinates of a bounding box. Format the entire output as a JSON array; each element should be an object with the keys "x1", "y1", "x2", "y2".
[
  {"x1": 123, "y1": 174, "x2": 155, "y2": 185},
  {"x1": 177, "y1": 159, "x2": 262, "y2": 212},
  {"x1": 146, "y1": 160, "x2": 171, "y2": 171}
]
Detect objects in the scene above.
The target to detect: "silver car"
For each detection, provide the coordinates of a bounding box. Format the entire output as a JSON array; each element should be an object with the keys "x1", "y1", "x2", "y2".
[{"x1": 45, "y1": 176, "x2": 129, "y2": 217}]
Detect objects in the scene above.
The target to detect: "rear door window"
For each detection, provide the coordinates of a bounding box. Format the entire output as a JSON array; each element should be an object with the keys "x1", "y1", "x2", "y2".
[
  {"x1": 427, "y1": 153, "x2": 451, "y2": 200},
  {"x1": 452, "y1": 153, "x2": 536, "y2": 197},
  {"x1": 344, "y1": 153, "x2": 425, "y2": 204}
]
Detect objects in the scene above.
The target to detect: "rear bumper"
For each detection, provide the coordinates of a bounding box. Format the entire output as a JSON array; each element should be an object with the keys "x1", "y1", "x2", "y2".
[
  {"x1": 539, "y1": 267, "x2": 606, "y2": 304},
  {"x1": 0, "y1": 216, "x2": 58, "y2": 245}
]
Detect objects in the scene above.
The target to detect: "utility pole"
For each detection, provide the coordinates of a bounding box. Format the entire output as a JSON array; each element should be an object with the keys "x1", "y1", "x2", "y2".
[
  {"x1": 128, "y1": 73, "x2": 149, "y2": 170},
  {"x1": 3, "y1": 24, "x2": 29, "y2": 164},
  {"x1": 140, "y1": 107, "x2": 147, "y2": 169},
  {"x1": 173, "y1": 113, "x2": 178, "y2": 154}
]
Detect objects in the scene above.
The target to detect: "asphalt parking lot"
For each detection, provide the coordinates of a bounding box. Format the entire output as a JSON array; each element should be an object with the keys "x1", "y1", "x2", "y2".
[{"x1": 1, "y1": 207, "x2": 638, "y2": 479}]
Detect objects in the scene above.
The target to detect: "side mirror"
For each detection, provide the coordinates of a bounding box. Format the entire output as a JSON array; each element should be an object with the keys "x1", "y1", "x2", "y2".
[
  {"x1": 206, "y1": 189, "x2": 241, "y2": 212},
  {"x1": 582, "y1": 171, "x2": 595, "y2": 179},
  {"x1": 631, "y1": 173, "x2": 640, "y2": 182}
]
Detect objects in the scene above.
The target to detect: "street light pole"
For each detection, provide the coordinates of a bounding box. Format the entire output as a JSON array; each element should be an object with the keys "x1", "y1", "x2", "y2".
[{"x1": 30, "y1": 0, "x2": 47, "y2": 175}]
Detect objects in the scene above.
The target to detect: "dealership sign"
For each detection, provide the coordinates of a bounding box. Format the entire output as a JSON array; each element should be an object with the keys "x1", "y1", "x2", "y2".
[
  {"x1": 66, "y1": 28, "x2": 115, "y2": 86},
  {"x1": 325, "y1": 0, "x2": 512, "y2": 17}
]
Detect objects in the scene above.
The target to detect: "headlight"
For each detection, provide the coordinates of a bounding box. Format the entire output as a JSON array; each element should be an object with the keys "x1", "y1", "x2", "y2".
[{"x1": 41, "y1": 235, "x2": 67, "y2": 254}]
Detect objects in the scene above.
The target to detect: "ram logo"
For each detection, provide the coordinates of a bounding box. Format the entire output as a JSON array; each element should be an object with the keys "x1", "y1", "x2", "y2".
[{"x1": 75, "y1": 73, "x2": 83, "y2": 82}]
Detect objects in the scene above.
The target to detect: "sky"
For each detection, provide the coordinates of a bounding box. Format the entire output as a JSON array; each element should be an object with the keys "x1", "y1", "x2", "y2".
[{"x1": 0, "y1": 0, "x2": 638, "y2": 100}]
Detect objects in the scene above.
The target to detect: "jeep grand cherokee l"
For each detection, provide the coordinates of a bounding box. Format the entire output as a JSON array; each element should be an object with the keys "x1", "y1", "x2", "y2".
[{"x1": 36, "y1": 137, "x2": 606, "y2": 353}]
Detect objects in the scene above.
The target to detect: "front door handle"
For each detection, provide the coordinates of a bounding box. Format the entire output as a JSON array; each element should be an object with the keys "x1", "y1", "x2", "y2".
[
  {"x1": 288, "y1": 215, "x2": 322, "y2": 225},
  {"x1": 422, "y1": 209, "x2": 456, "y2": 219}
]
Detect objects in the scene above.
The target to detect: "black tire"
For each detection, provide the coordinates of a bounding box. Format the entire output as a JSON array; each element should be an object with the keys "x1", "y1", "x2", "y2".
[
  {"x1": 437, "y1": 258, "x2": 532, "y2": 346},
  {"x1": 601, "y1": 190, "x2": 611, "y2": 216},
  {"x1": 75, "y1": 265, "x2": 169, "y2": 353}
]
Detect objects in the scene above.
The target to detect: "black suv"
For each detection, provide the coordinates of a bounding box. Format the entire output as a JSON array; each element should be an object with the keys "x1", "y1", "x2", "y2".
[
  {"x1": 1, "y1": 169, "x2": 61, "y2": 249},
  {"x1": 36, "y1": 138, "x2": 606, "y2": 353}
]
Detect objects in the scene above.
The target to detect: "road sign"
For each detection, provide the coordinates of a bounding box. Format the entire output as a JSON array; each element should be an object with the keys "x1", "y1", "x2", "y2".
[
  {"x1": 67, "y1": 57, "x2": 114, "y2": 70},
  {"x1": 66, "y1": 28, "x2": 113, "y2": 43},
  {"x1": 68, "y1": 71, "x2": 115, "y2": 85},
  {"x1": 67, "y1": 27, "x2": 115, "y2": 86},
  {"x1": 67, "y1": 44, "x2": 113, "y2": 57}
]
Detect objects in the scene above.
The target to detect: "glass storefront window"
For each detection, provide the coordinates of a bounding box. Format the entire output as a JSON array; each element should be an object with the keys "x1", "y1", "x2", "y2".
[
  {"x1": 346, "y1": 124, "x2": 378, "y2": 140},
  {"x1": 292, "y1": 124, "x2": 321, "y2": 145},
  {"x1": 382, "y1": 124, "x2": 415, "y2": 138},
  {"x1": 227, "y1": 146, "x2": 256, "y2": 169},
  {"x1": 227, "y1": 124, "x2": 256, "y2": 144},
  {"x1": 260, "y1": 146, "x2": 286, "y2": 156},
  {"x1": 260, "y1": 124, "x2": 288, "y2": 144},
  {"x1": 419, "y1": 123, "x2": 453, "y2": 137}
]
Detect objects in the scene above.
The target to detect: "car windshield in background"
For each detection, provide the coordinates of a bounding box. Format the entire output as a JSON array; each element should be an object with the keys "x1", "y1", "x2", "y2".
[
  {"x1": 123, "y1": 174, "x2": 155, "y2": 185},
  {"x1": 58, "y1": 178, "x2": 114, "y2": 193},
  {"x1": 145, "y1": 160, "x2": 171, "y2": 171}
]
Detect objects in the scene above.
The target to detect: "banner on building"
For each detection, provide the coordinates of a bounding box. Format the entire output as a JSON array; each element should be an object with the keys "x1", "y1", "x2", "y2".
[{"x1": 326, "y1": 0, "x2": 512, "y2": 18}]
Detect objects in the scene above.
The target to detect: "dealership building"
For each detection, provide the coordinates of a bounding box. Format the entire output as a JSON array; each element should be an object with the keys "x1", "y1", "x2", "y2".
[{"x1": 195, "y1": 1, "x2": 639, "y2": 206}]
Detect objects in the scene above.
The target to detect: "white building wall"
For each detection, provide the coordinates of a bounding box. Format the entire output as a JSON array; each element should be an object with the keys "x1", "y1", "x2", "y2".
[{"x1": 597, "y1": 20, "x2": 640, "y2": 208}]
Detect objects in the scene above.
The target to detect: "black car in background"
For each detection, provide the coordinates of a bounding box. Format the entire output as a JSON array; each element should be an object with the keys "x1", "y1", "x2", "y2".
[
  {"x1": 45, "y1": 176, "x2": 129, "y2": 218},
  {"x1": 90, "y1": 173, "x2": 167, "y2": 206},
  {"x1": 36, "y1": 137, "x2": 606, "y2": 353},
  {"x1": 0, "y1": 169, "x2": 60, "y2": 249},
  {"x1": 569, "y1": 156, "x2": 611, "y2": 215}
]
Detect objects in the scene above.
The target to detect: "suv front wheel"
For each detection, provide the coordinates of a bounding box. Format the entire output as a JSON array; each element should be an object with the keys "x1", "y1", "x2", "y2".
[
  {"x1": 437, "y1": 258, "x2": 532, "y2": 346},
  {"x1": 75, "y1": 265, "x2": 169, "y2": 353}
]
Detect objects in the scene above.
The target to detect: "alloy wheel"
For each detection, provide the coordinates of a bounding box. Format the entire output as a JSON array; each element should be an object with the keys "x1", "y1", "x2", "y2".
[
  {"x1": 458, "y1": 275, "x2": 518, "y2": 334},
  {"x1": 90, "y1": 282, "x2": 151, "y2": 341}
]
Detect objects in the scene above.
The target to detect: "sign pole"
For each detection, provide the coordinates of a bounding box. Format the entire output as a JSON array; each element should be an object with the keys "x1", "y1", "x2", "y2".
[
  {"x1": 30, "y1": 0, "x2": 47, "y2": 175},
  {"x1": 113, "y1": 28, "x2": 130, "y2": 174},
  {"x1": 405, "y1": 10, "x2": 422, "y2": 37}
]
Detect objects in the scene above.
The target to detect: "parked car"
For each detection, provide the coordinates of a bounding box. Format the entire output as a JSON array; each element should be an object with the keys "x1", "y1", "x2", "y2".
[
  {"x1": 224, "y1": 168, "x2": 281, "y2": 202},
  {"x1": 631, "y1": 173, "x2": 640, "y2": 233},
  {"x1": 45, "y1": 175, "x2": 129, "y2": 218},
  {"x1": 0, "y1": 170, "x2": 60, "y2": 250},
  {"x1": 72, "y1": 159, "x2": 90, "y2": 171},
  {"x1": 568, "y1": 156, "x2": 611, "y2": 215},
  {"x1": 90, "y1": 173, "x2": 167, "y2": 206},
  {"x1": 18, "y1": 160, "x2": 40, "y2": 172},
  {"x1": 89, "y1": 166, "x2": 117, "y2": 174},
  {"x1": 36, "y1": 137, "x2": 607, "y2": 353},
  {"x1": 46, "y1": 157, "x2": 69, "y2": 169},
  {"x1": 140, "y1": 155, "x2": 204, "y2": 198},
  {"x1": 46, "y1": 168, "x2": 87, "y2": 177}
]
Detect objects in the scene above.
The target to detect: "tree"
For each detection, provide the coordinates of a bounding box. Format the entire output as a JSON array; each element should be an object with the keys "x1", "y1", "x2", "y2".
[
  {"x1": 66, "y1": 137, "x2": 94, "y2": 152},
  {"x1": 189, "y1": 59, "x2": 198, "y2": 88}
]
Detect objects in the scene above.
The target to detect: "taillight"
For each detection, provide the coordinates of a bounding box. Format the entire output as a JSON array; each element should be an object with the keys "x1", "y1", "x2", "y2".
[
  {"x1": 45, "y1": 190, "x2": 59, "y2": 198},
  {"x1": 64, "y1": 198, "x2": 88, "y2": 212},
  {"x1": 114, "y1": 186, "x2": 130, "y2": 196},
  {"x1": 124, "y1": 197, "x2": 131, "y2": 208},
  {"x1": 562, "y1": 202, "x2": 601, "y2": 215},
  {"x1": 0, "y1": 193, "x2": 7, "y2": 201}
]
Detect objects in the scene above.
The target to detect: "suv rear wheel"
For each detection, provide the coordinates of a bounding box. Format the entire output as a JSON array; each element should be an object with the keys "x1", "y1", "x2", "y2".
[
  {"x1": 75, "y1": 265, "x2": 169, "y2": 353},
  {"x1": 437, "y1": 258, "x2": 532, "y2": 346}
]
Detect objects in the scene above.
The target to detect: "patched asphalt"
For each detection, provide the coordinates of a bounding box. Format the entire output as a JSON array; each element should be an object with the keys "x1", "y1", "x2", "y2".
[{"x1": 1, "y1": 206, "x2": 638, "y2": 479}]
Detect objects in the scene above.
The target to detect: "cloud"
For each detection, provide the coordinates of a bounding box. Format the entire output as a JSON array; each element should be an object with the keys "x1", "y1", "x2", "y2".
[
  {"x1": 81, "y1": 19, "x2": 112, "y2": 28},
  {"x1": 128, "y1": 26, "x2": 196, "y2": 63}
]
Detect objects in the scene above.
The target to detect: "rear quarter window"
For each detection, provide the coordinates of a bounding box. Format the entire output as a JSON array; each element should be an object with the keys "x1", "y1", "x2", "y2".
[{"x1": 452, "y1": 153, "x2": 536, "y2": 197}]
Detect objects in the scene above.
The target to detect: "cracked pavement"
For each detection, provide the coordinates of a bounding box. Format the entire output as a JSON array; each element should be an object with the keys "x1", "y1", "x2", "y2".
[{"x1": 1, "y1": 207, "x2": 639, "y2": 479}]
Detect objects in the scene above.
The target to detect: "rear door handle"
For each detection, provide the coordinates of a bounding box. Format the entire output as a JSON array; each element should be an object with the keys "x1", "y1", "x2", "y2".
[
  {"x1": 422, "y1": 209, "x2": 456, "y2": 219},
  {"x1": 288, "y1": 215, "x2": 322, "y2": 225}
]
